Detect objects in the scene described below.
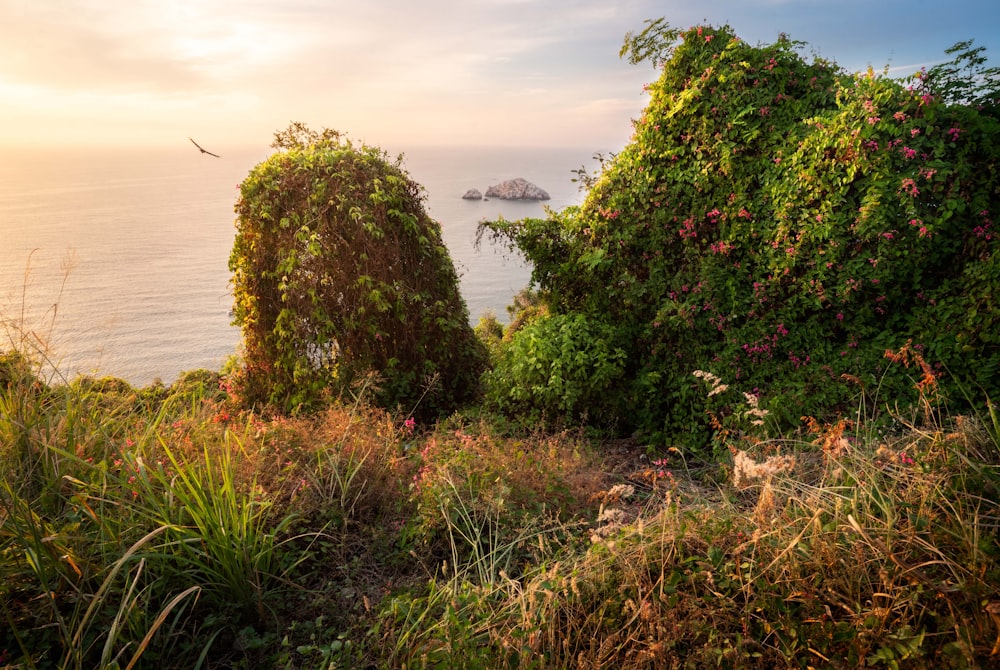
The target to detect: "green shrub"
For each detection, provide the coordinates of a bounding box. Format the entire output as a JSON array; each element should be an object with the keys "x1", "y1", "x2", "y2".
[
  {"x1": 481, "y1": 23, "x2": 1000, "y2": 448},
  {"x1": 230, "y1": 124, "x2": 487, "y2": 417},
  {"x1": 484, "y1": 312, "x2": 627, "y2": 426}
]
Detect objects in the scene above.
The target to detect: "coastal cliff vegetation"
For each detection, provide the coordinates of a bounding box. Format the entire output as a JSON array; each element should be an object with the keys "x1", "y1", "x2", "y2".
[{"x1": 2, "y1": 21, "x2": 999, "y2": 669}]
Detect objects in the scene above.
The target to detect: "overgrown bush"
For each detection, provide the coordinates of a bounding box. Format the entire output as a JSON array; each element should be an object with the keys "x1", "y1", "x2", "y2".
[
  {"x1": 230, "y1": 124, "x2": 487, "y2": 417},
  {"x1": 481, "y1": 22, "x2": 1000, "y2": 448}
]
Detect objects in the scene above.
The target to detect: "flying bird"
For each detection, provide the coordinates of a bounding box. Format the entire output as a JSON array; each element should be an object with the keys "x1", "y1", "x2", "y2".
[{"x1": 189, "y1": 137, "x2": 220, "y2": 158}]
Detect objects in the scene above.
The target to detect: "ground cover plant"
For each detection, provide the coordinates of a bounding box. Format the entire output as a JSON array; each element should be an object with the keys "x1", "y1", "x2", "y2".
[{"x1": 2, "y1": 19, "x2": 1000, "y2": 670}]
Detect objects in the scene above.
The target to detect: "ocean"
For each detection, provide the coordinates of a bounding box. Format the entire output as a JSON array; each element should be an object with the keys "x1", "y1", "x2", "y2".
[{"x1": 0, "y1": 144, "x2": 601, "y2": 386}]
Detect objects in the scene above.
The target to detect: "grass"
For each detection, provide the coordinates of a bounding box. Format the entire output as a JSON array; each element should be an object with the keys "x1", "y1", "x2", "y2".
[{"x1": 1, "y1": 330, "x2": 999, "y2": 668}]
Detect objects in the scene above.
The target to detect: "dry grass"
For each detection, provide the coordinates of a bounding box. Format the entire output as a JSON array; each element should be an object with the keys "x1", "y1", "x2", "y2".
[{"x1": 3, "y1": 348, "x2": 998, "y2": 668}]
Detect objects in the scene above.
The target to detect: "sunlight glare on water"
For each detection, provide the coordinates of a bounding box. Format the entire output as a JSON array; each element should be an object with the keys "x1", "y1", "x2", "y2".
[{"x1": 0, "y1": 144, "x2": 599, "y2": 385}]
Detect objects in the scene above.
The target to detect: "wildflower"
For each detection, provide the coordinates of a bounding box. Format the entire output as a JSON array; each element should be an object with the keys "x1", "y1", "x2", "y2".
[
  {"x1": 592, "y1": 507, "x2": 630, "y2": 540},
  {"x1": 598, "y1": 507, "x2": 629, "y2": 525},
  {"x1": 899, "y1": 452, "x2": 915, "y2": 466},
  {"x1": 693, "y1": 369, "x2": 729, "y2": 396},
  {"x1": 900, "y1": 178, "x2": 919, "y2": 196},
  {"x1": 403, "y1": 416, "x2": 416, "y2": 433},
  {"x1": 973, "y1": 218, "x2": 993, "y2": 239},
  {"x1": 732, "y1": 450, "x2": 795, "y2": 487},
  {"x1": 606, "y1": 484, "x2": 635, "y2": 501}
]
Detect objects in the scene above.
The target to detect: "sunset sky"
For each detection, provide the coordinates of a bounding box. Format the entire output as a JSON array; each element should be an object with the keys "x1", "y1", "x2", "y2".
[{"x1": 1, "y1": 0, "x2": 997, "y2": 153}]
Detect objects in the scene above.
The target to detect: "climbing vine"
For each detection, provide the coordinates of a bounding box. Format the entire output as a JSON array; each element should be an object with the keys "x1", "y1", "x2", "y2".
[
  {"x1": 481, "y1": 25, "x2": 1000, "y2": 448},
  {"x1": 230, "y1": 124, "x2": 487, "y2": 416}
]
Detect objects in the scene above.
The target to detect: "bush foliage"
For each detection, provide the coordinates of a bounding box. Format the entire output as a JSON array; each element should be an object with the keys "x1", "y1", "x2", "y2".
[
  {"x1": 481, "y1": 23, "x2": 1000, "y2": 446},
  {"x1": 230, "y1": 124, "x2": 487, "y2": 417}
]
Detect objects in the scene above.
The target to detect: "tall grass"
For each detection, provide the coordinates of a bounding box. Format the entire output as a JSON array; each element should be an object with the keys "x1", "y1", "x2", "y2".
[
  {"x1": 3, "y1": 287, "x2": 998, "y2": 667},
  {"x1": 0, "y1": 322, "x2": 316, "y2": 666},
  {"x1": 129, "y1": 429, "x2": 308, "y2": 626},
  {"x1": 367, "y1": 388, "x2": 1000, "y2": 668}
]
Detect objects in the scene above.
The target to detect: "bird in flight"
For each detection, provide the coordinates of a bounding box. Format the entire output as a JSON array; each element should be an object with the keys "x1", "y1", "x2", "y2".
[{"x1": 189, "y1": 137, "x2": 220, "y2": 158}]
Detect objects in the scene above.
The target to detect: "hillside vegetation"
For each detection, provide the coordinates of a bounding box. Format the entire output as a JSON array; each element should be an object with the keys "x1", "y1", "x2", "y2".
[
  {"x1": 481, "y1": 21, "x2": 1000, "y2": 449},
  {"x1": 2, "y1": 21, "x2": 999, "y2": 670}
]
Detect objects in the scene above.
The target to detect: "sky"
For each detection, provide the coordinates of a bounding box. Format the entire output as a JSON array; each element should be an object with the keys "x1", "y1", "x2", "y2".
[{"x1": 0, "y1": 0, "x2": 997, "y2": 153}]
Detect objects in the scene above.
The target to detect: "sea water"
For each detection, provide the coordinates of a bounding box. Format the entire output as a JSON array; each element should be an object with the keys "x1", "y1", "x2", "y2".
[{"x1": 0, "y1": 145, "x2": 601, "y2": 385}]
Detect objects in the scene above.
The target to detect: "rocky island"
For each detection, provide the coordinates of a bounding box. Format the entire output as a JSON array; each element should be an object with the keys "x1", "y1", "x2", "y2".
[{"x1": 485, "y1": 178, "x2": 550, "y2": 200}]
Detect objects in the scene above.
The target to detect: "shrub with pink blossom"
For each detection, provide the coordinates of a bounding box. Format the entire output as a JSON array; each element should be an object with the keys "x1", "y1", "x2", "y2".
[{"x1": 481, "y1": 23, "x2": 1000, "y2": 450}]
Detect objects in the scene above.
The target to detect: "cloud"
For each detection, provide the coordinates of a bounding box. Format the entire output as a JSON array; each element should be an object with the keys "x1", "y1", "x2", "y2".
[{"x1": 0, "y1": 0, "x2": 995, "y2": 149}]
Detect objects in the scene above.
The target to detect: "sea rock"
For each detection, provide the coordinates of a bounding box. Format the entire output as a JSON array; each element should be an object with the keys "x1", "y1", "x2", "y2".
[
  {"x1": 462, "y1": 188, "x2": 483, "y2": 200},
  {"x1": 484, "y1": 178, "x2": 550, "y2": 201}
]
